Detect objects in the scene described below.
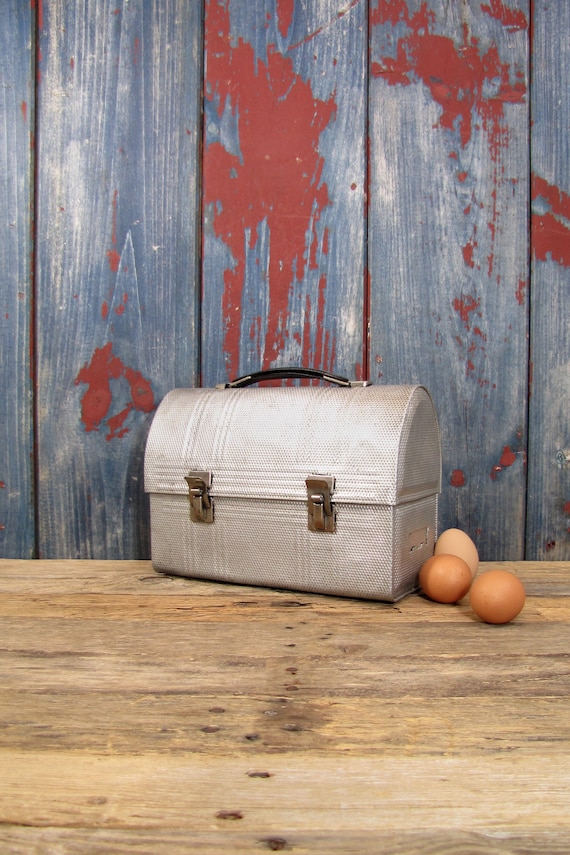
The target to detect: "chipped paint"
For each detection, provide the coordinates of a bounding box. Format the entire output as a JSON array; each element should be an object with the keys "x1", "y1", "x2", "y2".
[
  {"x1": 450, "y1": 469, "x2": 466, "y2": 488},
  {"x1": 500, "y1": 445, "x2": 517, "y2": 467},
  {"x1": 107, "y1": 189, "x2": 120, "y2": 273},
  {"x1": 453, "y1": 295, "x2": 481, "y2": 329},
  {"x1": 370, "y1": 1, "x2": 526, "y2": 150},
  {"x1": 532, "y1": 174, "x2": 570, "y2": 268},
  {"x1": 370, "y1": 0, "x2": 528, "y2": 327},
  {"x1": 31, "y1": 0, "x2": 43, "y2": 32},
  {"x1": 490, "y1": 437, "x2": 525, "y2": 480},
  {"x1": 481, "y1": 0, "x2": 528, "y2": 31},
  {"x1": 276, "y1": 0, "x2": 294, "y2": 39},
  {"x1": 75, "y1": 343, "x2": 154, "y2": 441},
  {"x1": 203, "y1": 0, "x2": 337, "y2": 376},
  {"x1": 462, "y1": 238, "x2": 477, "y2": 269},
  {"x1": 515, "y1": 279, "x2": 526, "y2": 306}
]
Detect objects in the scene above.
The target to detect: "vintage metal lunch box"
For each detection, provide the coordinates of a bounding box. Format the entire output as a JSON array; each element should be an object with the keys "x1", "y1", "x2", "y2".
[{"x1": 144, "y1": 368, "x2": 441, "y2": 602}]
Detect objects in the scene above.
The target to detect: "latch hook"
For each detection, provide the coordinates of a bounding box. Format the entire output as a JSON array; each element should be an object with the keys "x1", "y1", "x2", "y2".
[
  {"x1": 306, "y1": 475, "x2": 336, "y2": 533},
  {"x1": 185, "y1": 471, "x2": 214, "y2": 523}
]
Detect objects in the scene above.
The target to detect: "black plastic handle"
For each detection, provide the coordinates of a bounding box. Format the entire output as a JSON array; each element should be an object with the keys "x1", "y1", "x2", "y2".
[{"x1": 219, "y1": 367, "x2": 354, "y2": 389}]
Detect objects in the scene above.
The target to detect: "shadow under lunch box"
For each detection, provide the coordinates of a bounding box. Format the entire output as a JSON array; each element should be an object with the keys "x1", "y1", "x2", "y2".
[{"x1": 144, "y1": 368, "x2": 441, "y2": 602}]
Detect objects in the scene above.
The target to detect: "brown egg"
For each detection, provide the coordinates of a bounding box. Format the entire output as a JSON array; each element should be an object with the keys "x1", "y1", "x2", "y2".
[
  {"x1": 419, "y1": 553, "x2": 473, "y2": 604},
  {"x1": 469, "y1": 569, "x2": 526, "y2": 624},
  {"x1": 435, "y1": 528, "x2": 479, "y2": 578}
]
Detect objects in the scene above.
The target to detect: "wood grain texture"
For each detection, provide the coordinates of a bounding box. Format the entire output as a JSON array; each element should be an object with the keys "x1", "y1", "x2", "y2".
[
  {"x1": 0, "y1": 0, "x2": 35, "y2": 557},
  {"x1": 2, "y1": 0, "x2": 569, "y2": 564},
  {"x1": 201, "y1": 0, "x2": 367, "y2": 386},
  {"x1": 0, "y1": 558, "x2": 569, "y2": 853},
  {"x1": 368, "y1": 1, "x2": 529, "y2": 560},
  {"x1": 526, "y1": 2, "x2": 570, "y2": 560},
  {"x1": 34, "y1": 1, "x2": 202, "y2": 558}
]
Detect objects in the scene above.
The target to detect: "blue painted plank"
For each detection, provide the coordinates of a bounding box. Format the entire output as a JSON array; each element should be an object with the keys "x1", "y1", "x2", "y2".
[
  {"x1": 368, "y1": 0, "x2": 530, "y2": 560},
  {"x1": 526, "y1": 2, "x2": 570, "y2": 559},
  {"x1": 35, "y1": 0, "x2": 202, "y2": 557},
  {"x1": 0, "y1": 0, "x2": 35, "y2": 557},
  {"x1": 201, "y1": 0, "x2": 367, "y2": 386}
]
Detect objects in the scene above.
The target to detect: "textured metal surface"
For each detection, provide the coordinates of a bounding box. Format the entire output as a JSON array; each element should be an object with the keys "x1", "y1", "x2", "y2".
[{"x1": 145, "y1": 385, "x2": 440, "y2": 601}]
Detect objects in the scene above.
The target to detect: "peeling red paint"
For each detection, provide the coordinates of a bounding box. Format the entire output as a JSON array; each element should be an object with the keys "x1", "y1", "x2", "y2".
[
  {"x1": 75, "y1": 342, "x2": 155, "y2": 440},
  {"x1": 31, "y1": 0, "x2": 43, "y2": 32},
  {"x1": 370, "y1": 1, "x2": 526, "y2": 150},
  {"x1": 107, "y1": 250, "x2": 120, "y2": 273},
  {"x1": 481, "y1": 0, "x2": 528, "y2": 31},
  {"x1": 114, "y1": 293, "x2": 128, "y2": 316},
  {"x1": 21, "y1": 101, "x2": 27, "y2": 122},
  {"x1": 532, "y1": 174, "x2": 570, "y2": 268},
  {"x1": 563, "y1": 501, "x2": 570, "y2": 516},
  {"x1": 453, "y1": 295, "x2": 481, "y2": 329},
  {"x1": 500, "y1": 445, "x2": 517, "y2": 467},
  {"x1": 276, "y1": 0, "x2": 294, "y2": 38},
  {"x1": 107, "y1": 189, "x2": 120, "y2": 272},
  {"x1": 371, "y1": 2, "x2": 527, "y2": 289},
  {"x1": 203, "y1": 0, "x2": 337, "y2": 375},
  {"x1": 515, "y1": 278, "x2": 526, "y2": 306},
  {"x1": 450, "y1": 469, "x2": 466, "y2": 487},
  {"x1": 491, "y1": 438, "x2": 524, "y2": 480},
  {"x1": 101, "y1": 301, "x2": 109, "y2": 321},
  {"x1": 0, "y1": 482, "x2": 5, "y2": 489},
  {"x1": 313, "y1": 275, "x2": 332, "y2": 372},
  {"x1": 106, "y1": 405, "x2": 132, "y2": 441},
  {"x1": 462, "y1": 239, "x2": 477, "y2": 269},
  {"x1": 302, "y1": 294, "x2": 312, "y2": 369}
]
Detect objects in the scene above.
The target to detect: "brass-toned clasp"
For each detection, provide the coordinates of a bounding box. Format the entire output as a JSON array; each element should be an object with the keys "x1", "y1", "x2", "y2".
[
  {"x1": 306, "y1": 475, "x2": 336, "y2": 533},
  {"x1": 185, "y1": 471, "x2": 214, "y2": 523}
]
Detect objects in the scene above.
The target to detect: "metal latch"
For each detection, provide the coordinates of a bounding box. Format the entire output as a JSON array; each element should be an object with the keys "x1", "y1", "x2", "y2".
[
  {"x1": 185, "y1": 471, "x2": 214, "y2": 523},
  {"x1": 306, "y1": 475, "x2": 336, "y2": 533}
]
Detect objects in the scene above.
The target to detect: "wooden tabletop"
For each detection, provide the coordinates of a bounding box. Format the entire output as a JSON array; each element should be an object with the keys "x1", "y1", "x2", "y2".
[{"x1": 1, "y1": 559, "x2": 569, "y2": 853}]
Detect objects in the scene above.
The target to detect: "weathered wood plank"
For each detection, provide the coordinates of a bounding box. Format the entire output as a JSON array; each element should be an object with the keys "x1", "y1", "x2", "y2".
[
  {"x1": 2, "y1": 751, "x2": 570, "y2": 834},
  {"x1": 368, "y1": 1, "x2": 529, "y2": 560},
  {"x1": 526, "y1": 2, "x2": 570, "y2": 559},
  {"x1": 0, "y1": 559, "x2": 569, "y2": 852},
  {"x1": 0, "y1": 0, "x2": 35, "y2": 557},
  {"x1": 201, "y1": 0, "x2": 367, "y2": 385},
  {"x1": 34, "y1": 1, "x2": 202, "y2": 557},
  {"x1": 2, "y1": 828, "x2": 570, "y2": 855}
]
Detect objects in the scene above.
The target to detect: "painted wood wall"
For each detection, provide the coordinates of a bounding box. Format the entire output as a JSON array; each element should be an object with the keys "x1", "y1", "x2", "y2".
[{"x1": 0, "y1": 0, "x2": 568, "y2": 563}]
